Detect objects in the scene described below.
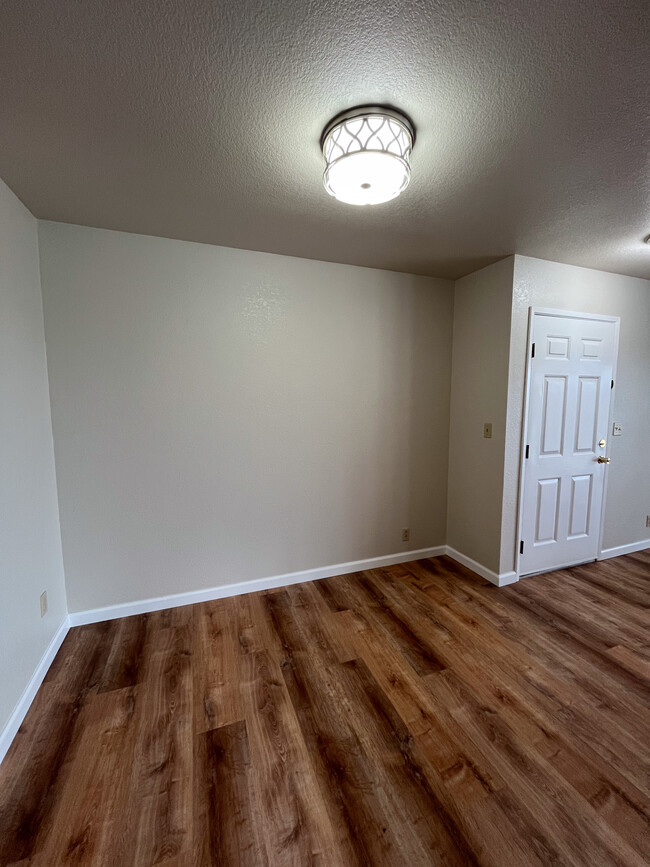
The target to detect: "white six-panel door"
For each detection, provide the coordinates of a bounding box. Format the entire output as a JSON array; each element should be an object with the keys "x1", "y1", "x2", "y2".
[{"x1": 518, "y1": 309, "x2": 619, "y2": 576}]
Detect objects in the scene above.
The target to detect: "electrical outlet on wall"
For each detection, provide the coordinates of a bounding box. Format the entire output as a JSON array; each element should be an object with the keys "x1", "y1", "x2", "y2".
[
  {"x1": 40, "y1": 591, "x2": 48, "y2": 618},
  {"x1": 402, "y1": 528, "x2": 410, "y2": 542}
]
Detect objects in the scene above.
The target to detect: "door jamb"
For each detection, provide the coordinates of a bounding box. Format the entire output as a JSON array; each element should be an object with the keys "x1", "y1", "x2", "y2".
[{"x1": 514, "y1": 307, "x2": 620, "y2": 578}]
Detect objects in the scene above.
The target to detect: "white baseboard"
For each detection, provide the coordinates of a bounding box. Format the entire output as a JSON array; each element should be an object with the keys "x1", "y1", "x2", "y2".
[
  {"x1": 68, "y1": 546, "x2": 447, "y2": 626},
  {"x1": 598, "y1": 539, "x2": 650, "y2": 560},
  {"x1": 0, "y1": 616, "x2": 70, "y2": 766},
  {"x1": 3, "y1": 536, "x2": 641, "y2": 766},
  {"x1": 444, "y1": 547, "x2": 519, "y2": 587}
]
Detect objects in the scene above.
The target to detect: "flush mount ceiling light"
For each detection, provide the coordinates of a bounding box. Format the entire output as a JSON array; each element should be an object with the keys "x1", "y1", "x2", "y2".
[{"x1": 321, "y1": 106, "x2": 415, "y2": 206}]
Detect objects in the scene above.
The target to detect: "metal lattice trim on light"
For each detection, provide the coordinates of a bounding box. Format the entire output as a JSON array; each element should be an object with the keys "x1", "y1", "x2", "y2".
[{"x1": 321, "y1": 106, "x2": 415, "y2": 206}]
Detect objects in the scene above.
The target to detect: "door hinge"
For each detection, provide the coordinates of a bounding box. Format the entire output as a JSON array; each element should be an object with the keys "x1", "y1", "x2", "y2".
[
  {"x1": 525, "y1": 444, "x2": 529, "y2": 459},
  {"x1": 520, "y1": 540, "x2": 524, "y2": 555},
  {"x1": 611, "y1": 379, "x2": 614, "y2": 389},
  {"x1": 531, "y1": 342, "x2": 535, "y2": 358}
]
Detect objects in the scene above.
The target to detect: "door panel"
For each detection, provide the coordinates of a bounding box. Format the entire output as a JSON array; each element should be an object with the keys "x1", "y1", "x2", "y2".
[
  {"x1": 574, "y1": 377, "x2": 599, "y2": 452},
  {"x1": 568, "y1": 474, "x2": 592, "y2": 537},
  {"x1": 581, "y1": 338, "x2": 602, "y2": 359},
  {"x1": 535, "y1": 478, "x2": 560, "y2": 543},
  {"x1": 519, "y1": 311, "x2": 618, "y2": 576},
  {"x1": 546, "y1": 336, "x2": 570, "y2": 358},
  {"x1": 541, "y1": 376, "x2": 567, "y2": 455}
]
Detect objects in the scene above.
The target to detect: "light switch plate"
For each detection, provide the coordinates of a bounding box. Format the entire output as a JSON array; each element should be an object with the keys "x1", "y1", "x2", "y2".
[
  {"x1": 612, "y1": 422, "x2": 622, "y2": 436},
  {"x1": 483, "y1": 423, "x2": 492, "y2": 439}
]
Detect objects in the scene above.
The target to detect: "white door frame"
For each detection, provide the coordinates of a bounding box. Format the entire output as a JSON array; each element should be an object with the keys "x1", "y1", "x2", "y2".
[{"x1": 514, "y1": 306, "x2": 620, "y2": 578}]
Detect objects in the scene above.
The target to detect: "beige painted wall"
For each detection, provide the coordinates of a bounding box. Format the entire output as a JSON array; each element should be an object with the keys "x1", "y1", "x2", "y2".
[
  {"x1": 446, "y1": 257, "x2": 515, "y2": 574},
  {"x1": 501, "y1": 255, "x2": 650, "y2": 573},
  {"x1": 38, "y1": 222, "x2": 454, "y2": 612},
  {"x1": 0, "y1": 181, "x2": 67, "y2": 736}
]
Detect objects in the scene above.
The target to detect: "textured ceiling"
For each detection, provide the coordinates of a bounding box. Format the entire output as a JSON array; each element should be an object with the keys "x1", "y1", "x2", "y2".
[{"x1": 0, "y1": 0, "x2": 649, "y2": 279}]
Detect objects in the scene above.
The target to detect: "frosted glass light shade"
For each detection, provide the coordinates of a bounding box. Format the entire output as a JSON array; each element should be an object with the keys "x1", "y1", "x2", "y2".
[{"x1": 321, "y1": 108, "x2": 414, "y2": 206}]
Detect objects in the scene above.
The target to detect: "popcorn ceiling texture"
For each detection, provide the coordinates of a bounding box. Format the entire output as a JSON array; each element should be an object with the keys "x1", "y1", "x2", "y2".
[{"x1": 0, "y1": 0, "x2": 648, "y2": 279}]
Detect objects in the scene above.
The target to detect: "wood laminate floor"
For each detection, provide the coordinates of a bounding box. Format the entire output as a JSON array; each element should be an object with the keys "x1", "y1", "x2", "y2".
[{"x1": 0, "y1": 551, "x2": 648, "y2": 866}]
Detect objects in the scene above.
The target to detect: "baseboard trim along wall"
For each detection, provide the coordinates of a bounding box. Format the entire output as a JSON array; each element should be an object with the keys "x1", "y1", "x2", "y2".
[
  {"x1": 598, "y1": 539, "x2": 650, "y2": 560},
  {"x1": 445, "y1": 547, "x2": 519, "y2": 588},
  {"x1": 68, "y1": 546, "x2": 448, "y2": 627},
  {"x1": 0, "y1": 546, "x2": 452, "y2": 765},
  {"x1": 43, "y1": 541, "x2": 650, "y2": 631},
  {"x1": 4, "y1": 539, "x2": 643, "y2": 765},
  {"x1": 0, "y1": 616, "x2": 70, "y2": 766}
]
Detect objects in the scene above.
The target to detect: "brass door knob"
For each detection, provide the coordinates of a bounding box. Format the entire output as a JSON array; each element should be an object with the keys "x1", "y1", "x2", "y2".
[{"x1": 597, "y1": 456, "x2": 611, "y2": 464}]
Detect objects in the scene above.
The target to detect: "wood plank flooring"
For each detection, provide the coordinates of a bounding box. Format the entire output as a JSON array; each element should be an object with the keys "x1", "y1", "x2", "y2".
[{"x1": 0, "y1": 551, "x2": 648, "y2": 866}]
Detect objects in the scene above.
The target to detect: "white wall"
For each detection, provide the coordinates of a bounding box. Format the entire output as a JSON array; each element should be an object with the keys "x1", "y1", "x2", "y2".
[
  {"x1": 446, "y1": 257, "x2": 514, "y2": 575},
  {"x1": 501, "y1": 255, "x2": 650, "y2": 572},
  {"x1": 7, "y1": 212, "x2": 643, "y2": 649},
  {"x1": 38, "y1": 222, "x2": 454, "y2": 613},
  {"x1": 0, "y1": 182, "x2": 67, "y2": 737}
]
